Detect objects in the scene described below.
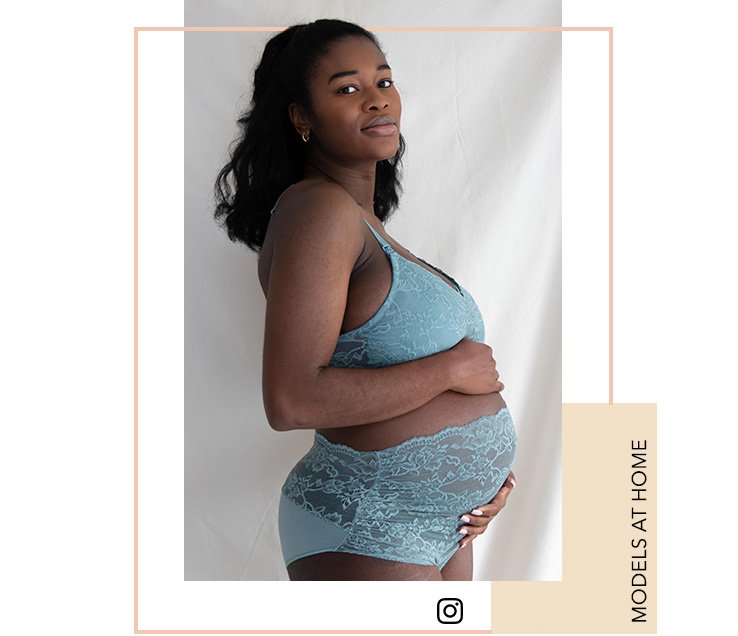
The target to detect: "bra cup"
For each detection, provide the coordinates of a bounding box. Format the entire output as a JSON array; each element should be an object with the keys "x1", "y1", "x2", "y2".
[{"x1": 330, "y1": 227, "x2": 486, "y2": 368}]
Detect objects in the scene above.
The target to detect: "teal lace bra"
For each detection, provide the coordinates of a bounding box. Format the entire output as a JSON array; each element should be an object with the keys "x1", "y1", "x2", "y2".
[
  {"x1": 331, "y1": 220, "x2": 485, "y2": 368},
  {"x1": 269, "y1": 193, "x2": 486, "y2": 369}
]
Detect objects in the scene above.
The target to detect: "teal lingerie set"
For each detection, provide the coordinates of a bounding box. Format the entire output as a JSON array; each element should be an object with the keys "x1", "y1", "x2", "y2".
[{"x1": 270, "y1": 193, "x2": 517, "y2": 570}]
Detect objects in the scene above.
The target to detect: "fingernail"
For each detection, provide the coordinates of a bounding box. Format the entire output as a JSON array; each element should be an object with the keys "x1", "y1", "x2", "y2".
[
  {"x1": 460, "y1": 542, "x2": 467, "y2": 549},
  {"x1": 458, "y1": 528, "x2": 467, "y2": 535},
  {"x1": 460, "y1": 515, "x2": 471, "y2": 523},
  {"x1": 510, "y1": 478, "x2": 516, "y2": 488},
  {"x1": 471, "y1": 509, "x2": 483, "y2": 516}
]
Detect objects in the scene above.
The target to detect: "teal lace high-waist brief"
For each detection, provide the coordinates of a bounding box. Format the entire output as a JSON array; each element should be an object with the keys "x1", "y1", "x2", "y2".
[{"x1": 278, "y1": 407, "x2": 517, "y2": 570}]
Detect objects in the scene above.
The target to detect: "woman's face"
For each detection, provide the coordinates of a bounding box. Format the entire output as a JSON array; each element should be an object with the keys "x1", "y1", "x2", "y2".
[{"x1": 295, "y1": 36, "x2": 402, "y2": 164}]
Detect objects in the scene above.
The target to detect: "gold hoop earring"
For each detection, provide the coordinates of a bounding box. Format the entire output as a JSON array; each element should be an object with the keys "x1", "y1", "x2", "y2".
[{"x1": 301, "y1": 129, "x2": 310, "y2": 143}]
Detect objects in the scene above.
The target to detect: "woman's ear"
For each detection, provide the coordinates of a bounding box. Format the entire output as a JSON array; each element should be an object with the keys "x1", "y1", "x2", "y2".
[{"x1": 288, "y1": 103, "x2": 310, "y2": 135}]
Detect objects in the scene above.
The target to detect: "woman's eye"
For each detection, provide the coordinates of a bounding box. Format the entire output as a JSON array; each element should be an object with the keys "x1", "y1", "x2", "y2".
[{"x1": 337, "y1": 79, "x2": 393, "y2": 94}]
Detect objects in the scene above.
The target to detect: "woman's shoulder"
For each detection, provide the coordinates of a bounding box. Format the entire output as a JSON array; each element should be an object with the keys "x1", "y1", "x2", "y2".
[
  {"x1": 259, "y1": 180, "x2": 366, "y2": 290},
  {"x1": 269, "y1": 179, "x2": 364, "y2": 241},
  {"x1": 273, "y1": 179, "x2": 359, "y2": 219}
]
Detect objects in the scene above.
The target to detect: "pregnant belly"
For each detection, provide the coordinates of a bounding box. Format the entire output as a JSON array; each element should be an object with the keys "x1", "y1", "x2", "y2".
[{"x1": 317, "y1": 391, "x2": 508, "y2": 452}]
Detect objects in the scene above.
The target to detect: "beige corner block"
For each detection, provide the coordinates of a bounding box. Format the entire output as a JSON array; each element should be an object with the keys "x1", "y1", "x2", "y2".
[{"x1": 492, "y1": 404, "x2": 656, "y2": 633}]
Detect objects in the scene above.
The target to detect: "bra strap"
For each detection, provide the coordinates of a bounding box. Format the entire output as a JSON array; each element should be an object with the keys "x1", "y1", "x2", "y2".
[
  {"x1": 269, "y1": 189, "x2": 290, "y2": 216},
  {"x1": 362, "y1": 218, "x2": 393, "y2": 253}
]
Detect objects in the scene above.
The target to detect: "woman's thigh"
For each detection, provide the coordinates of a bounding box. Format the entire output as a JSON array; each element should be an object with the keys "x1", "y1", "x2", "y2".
[
  {"x1": 440, "y1": 543, "x2": 473, "y2": 581},
  {"x1": 287, "y1": 552, "x2": 443, "y2": 581}
]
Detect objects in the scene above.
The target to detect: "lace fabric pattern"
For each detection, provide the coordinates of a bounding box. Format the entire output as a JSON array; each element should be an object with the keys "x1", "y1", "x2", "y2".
[
  {"x1": 281, "y1": 407, "x2": 517, "y2": 568},
  {"x1": 329, "y1": 228, "x2": 486, "y2": 368}
]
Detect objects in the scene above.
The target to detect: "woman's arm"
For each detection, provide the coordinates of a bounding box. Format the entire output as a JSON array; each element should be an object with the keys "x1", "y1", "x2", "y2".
[{"x1": 261, "y1": 182, "x2": 499, "y2": 432}]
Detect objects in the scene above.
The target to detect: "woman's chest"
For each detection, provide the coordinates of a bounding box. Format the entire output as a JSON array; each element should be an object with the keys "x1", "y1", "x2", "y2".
[{"x1": 334, "y1": 246, "x2": 485, "y2": 368}]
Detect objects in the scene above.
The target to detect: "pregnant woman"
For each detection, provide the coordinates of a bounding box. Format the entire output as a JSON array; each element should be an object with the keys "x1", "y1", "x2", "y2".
[{"x1": 214, "y1": 19, "x2": 517, "y2": 581}]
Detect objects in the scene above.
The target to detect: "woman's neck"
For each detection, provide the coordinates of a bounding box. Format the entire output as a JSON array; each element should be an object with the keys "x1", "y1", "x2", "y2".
[{"x1": 303, "y1": 157, "x2": 376, "y2": 213}]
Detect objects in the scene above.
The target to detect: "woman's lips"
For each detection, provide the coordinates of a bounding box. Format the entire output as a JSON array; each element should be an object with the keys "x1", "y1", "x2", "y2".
[{"x1": 361, "y1": 123, "x2": 397, "y2": 136}]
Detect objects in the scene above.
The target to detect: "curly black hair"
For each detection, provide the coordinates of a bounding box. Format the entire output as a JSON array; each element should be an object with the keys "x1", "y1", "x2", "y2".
[{"x1": 213, "y1": 19, "x2": 406, "y2": 252}]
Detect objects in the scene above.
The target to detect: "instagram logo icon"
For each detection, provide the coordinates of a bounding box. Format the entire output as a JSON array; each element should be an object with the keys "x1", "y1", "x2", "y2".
[{"x1": 437, "y1": 598, "x2": 463, "y2": 624}]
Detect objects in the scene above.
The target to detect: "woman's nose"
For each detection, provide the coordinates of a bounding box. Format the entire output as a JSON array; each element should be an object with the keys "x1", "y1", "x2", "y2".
[{"x1": 363, "y1": 86, "x2": 389, "y2": 111}]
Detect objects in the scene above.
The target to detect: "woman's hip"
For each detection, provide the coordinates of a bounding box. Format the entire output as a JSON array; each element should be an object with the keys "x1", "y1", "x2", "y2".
[{"x1": 278, "y1": 409, "x2": 516, "y2": 569}]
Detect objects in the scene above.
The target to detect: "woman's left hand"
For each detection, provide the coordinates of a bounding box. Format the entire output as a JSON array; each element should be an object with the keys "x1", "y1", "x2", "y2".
[{"x1": 457, "y1": 471, "x2": 516, "y2": 548}]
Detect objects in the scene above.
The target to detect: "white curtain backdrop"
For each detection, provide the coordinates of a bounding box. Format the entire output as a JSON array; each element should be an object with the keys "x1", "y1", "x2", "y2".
[{"x1": 184, "y1": 0, "x2": 561, "y2": 581}]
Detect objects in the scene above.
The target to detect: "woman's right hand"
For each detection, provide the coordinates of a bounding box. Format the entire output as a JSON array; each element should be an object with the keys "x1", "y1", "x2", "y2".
[{"x1": 447, "y1": 339, "x2": 504, "y2": 395}]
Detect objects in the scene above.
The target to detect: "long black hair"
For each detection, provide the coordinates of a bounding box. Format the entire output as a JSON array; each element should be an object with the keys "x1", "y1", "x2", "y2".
[{"x1": 213, "y1": 19, "x2": 406, "y2": 252}]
